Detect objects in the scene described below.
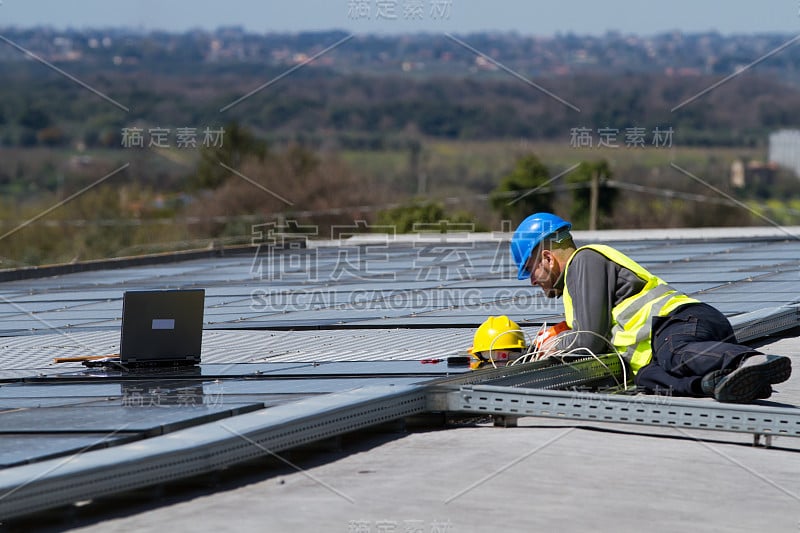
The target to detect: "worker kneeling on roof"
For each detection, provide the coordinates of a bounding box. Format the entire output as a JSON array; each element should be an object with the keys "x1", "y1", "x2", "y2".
[{"x1": 510, "y1": 212, "x2": 792, "y2": 403}]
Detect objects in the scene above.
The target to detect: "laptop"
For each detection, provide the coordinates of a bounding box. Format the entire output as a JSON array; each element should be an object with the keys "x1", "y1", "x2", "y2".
[{"x1": 119, "y1": 289, "x2": 205, "y2": 367}]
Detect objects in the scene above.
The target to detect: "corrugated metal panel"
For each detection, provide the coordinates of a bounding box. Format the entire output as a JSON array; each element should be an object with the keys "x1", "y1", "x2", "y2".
[{"x1": 0, "y1": 328, "x2": 479, "y2": 367}]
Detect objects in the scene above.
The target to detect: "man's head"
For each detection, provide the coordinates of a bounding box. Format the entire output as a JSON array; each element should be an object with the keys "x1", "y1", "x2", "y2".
[
  {"x1": 523, "y1": 233, "x2": 576, "y2": 297},
  {"x1": 510, "y1": 213, "x2": 576, "y2": 298}
]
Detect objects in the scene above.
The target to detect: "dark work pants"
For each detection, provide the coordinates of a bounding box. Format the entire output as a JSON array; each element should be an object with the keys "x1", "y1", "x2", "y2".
[{"x1": 634, "y1": 303, "x2": 760, "y2": 396}]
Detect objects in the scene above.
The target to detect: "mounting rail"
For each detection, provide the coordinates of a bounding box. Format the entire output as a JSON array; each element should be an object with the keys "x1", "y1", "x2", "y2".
[{"x1": 427, "y1": 384, "x2": 800, "y2": 441}]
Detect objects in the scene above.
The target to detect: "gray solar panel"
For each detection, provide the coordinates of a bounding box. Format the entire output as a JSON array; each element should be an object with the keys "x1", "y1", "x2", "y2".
[{"x1": 1, "y1": 236, "x2": 796, "y2": 335}]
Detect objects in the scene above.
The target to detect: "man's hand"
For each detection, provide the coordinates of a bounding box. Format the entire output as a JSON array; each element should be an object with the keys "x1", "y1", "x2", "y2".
[{"x1": 534, "y1": 321, "x2": 570, "y2": 355}]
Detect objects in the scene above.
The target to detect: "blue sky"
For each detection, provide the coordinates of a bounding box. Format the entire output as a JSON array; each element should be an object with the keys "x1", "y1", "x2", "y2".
[{"x1": 1, "y1": 0, "x2": 800, "y2": 35}]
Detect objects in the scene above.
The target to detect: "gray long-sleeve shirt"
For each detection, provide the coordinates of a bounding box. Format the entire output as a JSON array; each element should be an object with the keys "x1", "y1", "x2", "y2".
[{"x1": 554, "y1": 247, "x2": 646, "y2": 354}]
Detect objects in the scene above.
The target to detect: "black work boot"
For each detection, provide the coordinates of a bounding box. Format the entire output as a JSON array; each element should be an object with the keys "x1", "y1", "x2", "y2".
[
  {"x1": 701, "y1": 369, "x2": 771, "y2": 400},
  {"x1": 712, "y1": 354, "x2": 791, "y2": 403}
]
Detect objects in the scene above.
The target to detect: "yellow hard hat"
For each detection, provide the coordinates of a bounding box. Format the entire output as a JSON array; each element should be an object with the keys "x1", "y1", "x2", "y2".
[{"x1": 471, "y1": 315, "x2": 527, "y2": 365}]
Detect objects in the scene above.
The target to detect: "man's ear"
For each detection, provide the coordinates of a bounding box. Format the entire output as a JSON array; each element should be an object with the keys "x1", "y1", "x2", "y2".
[{"x1": 542, "y1": 248, "x2": 563, "y2": 273}]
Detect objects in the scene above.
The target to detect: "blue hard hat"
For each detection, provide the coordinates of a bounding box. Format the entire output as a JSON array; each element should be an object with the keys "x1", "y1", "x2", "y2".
[{"x1": 510, "y1": 213, "x2": 572, "y2": 280}]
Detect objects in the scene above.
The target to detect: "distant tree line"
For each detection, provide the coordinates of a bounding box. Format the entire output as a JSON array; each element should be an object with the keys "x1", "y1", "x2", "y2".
[{"x1": 1, "y1": 64, "x2": 800, "y2": 150}]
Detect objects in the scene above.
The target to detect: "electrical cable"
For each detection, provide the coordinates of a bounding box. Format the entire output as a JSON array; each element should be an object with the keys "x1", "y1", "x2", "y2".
[
  {"x1": 547, "y1": 328, "x2": 630, "y2": 390},
  {"x1": 511, "y1": 326, "x2": 630, "y2": 390},
  {"x1": 484, "y1": 328, "x2": 533, "y2": 369},
  {"x1": 475, "y1": 322, "x2": 631, "y2": 392}
]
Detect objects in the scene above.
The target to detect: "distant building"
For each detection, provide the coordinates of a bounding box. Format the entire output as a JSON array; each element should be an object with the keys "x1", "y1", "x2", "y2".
[
  {"x1": 730, "y1": 159, "x2": 778, "y2": 189},
  {"x1": 730, "y1": 160, "x2": 745, "y2": 188},
  {"x1": 768, "y1": 129, "x2": 800, "y2": 178}
]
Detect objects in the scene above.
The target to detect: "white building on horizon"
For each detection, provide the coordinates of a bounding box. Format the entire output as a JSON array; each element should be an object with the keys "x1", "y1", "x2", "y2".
[{"x1": 768, "y1": 129, "x2": 800, "y2": 178}]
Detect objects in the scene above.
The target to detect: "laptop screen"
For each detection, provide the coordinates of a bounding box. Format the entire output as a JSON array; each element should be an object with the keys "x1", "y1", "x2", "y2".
[{"x1": 120, "y1": 289, "x2": 205, "y2": 364}]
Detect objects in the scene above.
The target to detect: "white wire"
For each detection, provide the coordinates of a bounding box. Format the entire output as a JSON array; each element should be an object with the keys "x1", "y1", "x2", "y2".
[
  {"x1": 545, "y1": 328, "x2": 630, "y2": 390},
  {"x1": 476, "y1": 324, "x2": 632, "y2": 392},
  {"x1": 511, "y1": 322, "x2": 548, "y2": 366},
  {"x1": 485, "y1": 328, "x2": 533, "y2": 369},
  {"x1": 501, "y1": 325, "x2": 630, "y2": 389}
]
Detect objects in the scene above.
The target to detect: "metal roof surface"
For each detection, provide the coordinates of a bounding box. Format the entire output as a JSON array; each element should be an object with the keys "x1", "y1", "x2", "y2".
[{"x1": 0, "y1": 228, "x2": 799, "y2": 526}]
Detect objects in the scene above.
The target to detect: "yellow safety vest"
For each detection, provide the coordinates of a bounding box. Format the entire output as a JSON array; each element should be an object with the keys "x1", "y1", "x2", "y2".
[{"x1": 562, "y1": 244, "x2": 699, "y2": 373}]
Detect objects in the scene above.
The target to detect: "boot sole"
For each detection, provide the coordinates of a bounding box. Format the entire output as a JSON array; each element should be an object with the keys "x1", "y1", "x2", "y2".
[{"x1": 714, "y1": 356, "x2": 792, "y2": 403}]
